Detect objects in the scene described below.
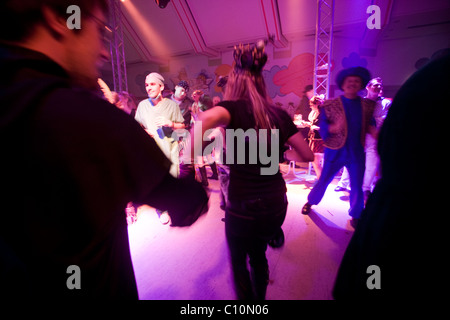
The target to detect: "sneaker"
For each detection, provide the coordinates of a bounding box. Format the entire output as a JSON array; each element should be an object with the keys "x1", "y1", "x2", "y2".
[
  {"x1": 301, "y1": 202, "x2": 312, "y2": 215},
  {"x1": 364, "y1": 190, "x2": 371, "y2": 203},
  {"x1": 350, "y1": 218, "x2": 359, "y2": 229},
  {"x1": 268, "y1": 228, "x2": 285, "y2": 248}
]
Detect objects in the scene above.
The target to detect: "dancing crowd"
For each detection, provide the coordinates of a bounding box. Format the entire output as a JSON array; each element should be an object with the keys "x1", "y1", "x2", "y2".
[{"x1": 1, "y1": 0, "x2": 447, "y2": 301}]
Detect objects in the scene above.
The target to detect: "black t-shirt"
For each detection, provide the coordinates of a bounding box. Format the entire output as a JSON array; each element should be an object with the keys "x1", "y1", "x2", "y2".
[{"x1": 218, "y1": 100, "x2": 298, "y2": 201}]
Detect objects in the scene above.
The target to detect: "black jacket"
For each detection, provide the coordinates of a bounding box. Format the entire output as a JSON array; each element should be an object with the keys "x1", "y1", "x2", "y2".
[{"x1": 0, "y1": 44, "x2": 207, "y2": 299}]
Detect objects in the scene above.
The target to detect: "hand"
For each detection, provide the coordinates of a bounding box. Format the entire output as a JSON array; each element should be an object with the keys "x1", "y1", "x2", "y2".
[{"x1": 155, "y1": 116, "x2": 173, "y2": 127}]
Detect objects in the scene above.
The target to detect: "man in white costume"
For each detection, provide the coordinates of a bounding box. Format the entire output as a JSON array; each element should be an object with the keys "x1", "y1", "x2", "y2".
[
  {"x1": 135, "y1": 73, "x2": 186, "y2": 224},
  {"x1": 135, "y1": 72, "x2": 185, "y2": 178}
]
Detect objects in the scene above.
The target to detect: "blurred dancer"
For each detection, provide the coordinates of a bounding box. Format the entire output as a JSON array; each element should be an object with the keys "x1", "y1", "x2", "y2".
[
  {"x1": 361, "y1": 77, "x2": 391, "y2": 198},
  {"x1": 306, "y1": 95, "x2": 325, "y2": 178},
  {"x1": 334, "y1": 53, "x2": 449, "y2": 300},
  {"x1": 135, "y1": 72, "x2": 188, "y2": 224},
  {"x1": 301, "y1": 67, "x2": 375, "y2": 227},
  {"x1": 335, "y1": 77, "x2": 391, "y2": 199},
  {"x1": 191, "y1": 89, "x2": 218, "y2": 186},
  {"x1": 0, "y1": 0, "x2": 208, "y2": 299}
]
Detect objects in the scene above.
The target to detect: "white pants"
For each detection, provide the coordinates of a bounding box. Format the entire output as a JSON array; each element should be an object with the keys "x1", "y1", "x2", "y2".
[{"x1": 337, "y1": 134, "x2": 380, "y2": 192}]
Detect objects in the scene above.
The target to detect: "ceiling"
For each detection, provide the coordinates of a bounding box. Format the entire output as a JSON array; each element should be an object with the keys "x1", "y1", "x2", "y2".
[{"x1": 114, "y1": 0, "x2": 450, "y2": 65}]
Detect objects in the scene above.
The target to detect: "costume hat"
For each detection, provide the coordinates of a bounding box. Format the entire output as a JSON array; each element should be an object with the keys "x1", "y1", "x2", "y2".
[
  {"x1": 145, "y1": 72, "x2": 164, "y2": 86},
  {"x1": 335, "y1": 66, "x2": 371, "y2": 91}
]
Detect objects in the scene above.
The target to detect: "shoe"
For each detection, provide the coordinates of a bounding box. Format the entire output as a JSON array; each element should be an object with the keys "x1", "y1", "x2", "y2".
[
  {"x1": 301, "y1": 202, "x2": 312, "y2": 215},
  {"x1": 198, "y1": 166, "x2": 209, "y2": 187},
  {"x1": 209, "y1": 173, "x2": 219, "y2": 180},
  {"x1": 159, "y1": 211, "x2": 170, "y2": 225},
  {"x1": 350, "y1": 217, "x2": 359, "y2": 229},
  {"x1": 364, "y1": 190, "x2": 371, "y2": 203},
  {"x1": 209, "y1": 162, "x2": 219, "y2": 180},
  {"x1": 268, "y1": 228, "x2": 285, "y2": 248},
  {"x1": 334, "y1": 186, "x2": 348, "y2": 192}
]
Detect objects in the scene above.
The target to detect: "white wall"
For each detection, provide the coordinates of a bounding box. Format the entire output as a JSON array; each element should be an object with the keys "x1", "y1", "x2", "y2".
[{"x1": 122, "y1": 31, "x2": 449, "y2": 106}]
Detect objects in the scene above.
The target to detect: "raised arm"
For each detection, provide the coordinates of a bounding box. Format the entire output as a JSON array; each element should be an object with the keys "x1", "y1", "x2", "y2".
[{"x1": 190, "y1": 106, "x2": 231, "y2": 161}]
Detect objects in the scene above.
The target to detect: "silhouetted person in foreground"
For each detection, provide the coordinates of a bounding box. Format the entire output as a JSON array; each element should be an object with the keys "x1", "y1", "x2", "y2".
[
  {"x1": 333, "y1": 53, "x2": 449, "y2": 300},
  {"x1": 0, "y1": 0, "x2": 208, "y2": 299}
]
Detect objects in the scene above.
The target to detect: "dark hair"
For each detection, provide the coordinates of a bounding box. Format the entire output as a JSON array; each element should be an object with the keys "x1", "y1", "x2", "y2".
[
  {"x1": 0, "y1": 0, "x2": 108, "y2": 42},
  {"x1": 366, "y1": 77, "x2": 383, "y2": 88},
  {"x1": 176, "y1": 80, "x2": 190, "y2": 92},
  {"x1": 225, "y1": 42, "x2": 274, "y2": 129},
  {"x1": 335, "y1": 66, "x2": 371, "y2": 91},
  {"x1": 303, "y1": 84, "x2": 313, "y2": 93}
]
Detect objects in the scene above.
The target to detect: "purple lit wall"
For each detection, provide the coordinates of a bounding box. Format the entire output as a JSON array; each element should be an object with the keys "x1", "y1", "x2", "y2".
[{"x1": 105, "y1": 0, "x2": 450, "y2": 108}]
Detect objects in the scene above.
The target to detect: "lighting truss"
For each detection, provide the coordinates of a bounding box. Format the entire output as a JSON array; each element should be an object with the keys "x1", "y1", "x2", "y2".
[{"x1": 109, "y1": 0, "x2": 128, "y2": 93}]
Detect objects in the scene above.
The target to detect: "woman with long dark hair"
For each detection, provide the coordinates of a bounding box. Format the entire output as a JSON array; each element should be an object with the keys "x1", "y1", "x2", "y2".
[{"x1": 191, "y1": 41, "x2": 314, "y2": 300}]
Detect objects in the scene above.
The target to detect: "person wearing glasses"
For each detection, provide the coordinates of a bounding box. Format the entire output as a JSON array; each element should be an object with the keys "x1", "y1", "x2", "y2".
[{"x1": 0, "y1": 0, "x2": 208, "y2": 299}]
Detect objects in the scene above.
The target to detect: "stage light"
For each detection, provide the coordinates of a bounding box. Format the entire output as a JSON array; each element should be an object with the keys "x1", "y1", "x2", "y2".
[{"x1": 155, "y1": 0, "x2": 170, "y2": 9}]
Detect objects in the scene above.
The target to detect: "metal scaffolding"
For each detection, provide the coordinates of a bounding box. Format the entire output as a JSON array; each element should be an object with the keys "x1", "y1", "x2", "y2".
[
  {"x1": 109, "y1": 0, "x2": 128, "y2": 93},
  {"x1": 313, "y1": 0, "x2": 334, "y2": 99}
]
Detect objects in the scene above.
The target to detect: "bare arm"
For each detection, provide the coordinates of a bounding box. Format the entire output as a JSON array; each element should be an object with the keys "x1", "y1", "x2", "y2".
[
  {"x1": 154, "y1": 116, "x2": 186, "y2": 129},
  {"x1": 190, "y1": 106, "x2": 231, "y2": 161}
]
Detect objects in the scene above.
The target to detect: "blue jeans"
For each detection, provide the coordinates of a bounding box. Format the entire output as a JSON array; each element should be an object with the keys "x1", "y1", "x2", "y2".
[{"x1": 308, "y1": 147, "x2": 365, "y2": 218}]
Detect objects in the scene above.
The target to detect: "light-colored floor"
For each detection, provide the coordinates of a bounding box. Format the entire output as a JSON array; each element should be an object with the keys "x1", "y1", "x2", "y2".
[{"x1": 128, "y1": 163, "x2": 355, "y2": 300}]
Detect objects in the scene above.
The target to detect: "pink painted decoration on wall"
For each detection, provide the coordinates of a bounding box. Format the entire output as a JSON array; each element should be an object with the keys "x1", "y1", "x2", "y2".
[{"x1": 272, "y1": 53, "x2": 315, "y2": 97}]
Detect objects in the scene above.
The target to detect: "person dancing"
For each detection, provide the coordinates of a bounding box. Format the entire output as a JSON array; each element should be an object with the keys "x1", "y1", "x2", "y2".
[
  {"x1": 306, "y1": 95, "x2": 325, "y2": 179},
  {"x1": 191, "y1": 41, "x2": 313, "y2": 300},
  {"x1": 301, "y1": 67, "x2": 375, "y2": 228}
]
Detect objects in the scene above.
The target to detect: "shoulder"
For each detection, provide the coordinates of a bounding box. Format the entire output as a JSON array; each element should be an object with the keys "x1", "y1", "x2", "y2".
[
  {"x1": 216, "y1": 99, "x2": 247, "y2": 112},
  {"x1": 180, "y1": 97, "x2": 194, "y2": 106},
  {"x1": 41, "y1": 87, "x2": 140, "y2": 135},
  {"x1": 162, "y1": 98, "x2": 179, "y2": 107},
  {"x1": 270, "y1": 105, "x2": 292, "y2": 121},
  {"x1": 362, "y1": 97, "x2": 375, "y2": 105},
  {"x1": 322, "y1": 97, "x2": 344, "y2": 115},
  {"x1": 322, "y1": 97, "x2": 342, "y2": 107},
  {"x1": 35, "y1": 87, "x2": 171, "y2": 176},
  {"x1": 362, "y1": 97, "x2": 376, "y2": 111},
  {"x1": 269, "y1": 105, "x2": 299, "y2": 138},
  {"x1": 45, "y1": 87, "x2": 113, "y2": 115},
  {"x1": 137, "y1": 99, "x2": 149, "y2": 107},
  {"x1": 198, "y1": 104, "x2": 231, "y2": 128},
  {"x1": 215, "y1": 100, "x2": 249, "y2": 122},
  {"x1": 216, "y1": 99, "x2": 240, "y2": 107},
  {"x1": 322, "y1": 97, "x2": 341, "y2": 108}
]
